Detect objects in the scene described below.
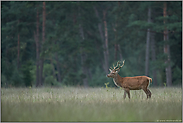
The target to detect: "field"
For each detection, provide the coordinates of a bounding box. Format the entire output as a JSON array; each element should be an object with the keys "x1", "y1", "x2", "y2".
[{"x1": 1, "y1": 87, "x2": 182, "y2": 122}]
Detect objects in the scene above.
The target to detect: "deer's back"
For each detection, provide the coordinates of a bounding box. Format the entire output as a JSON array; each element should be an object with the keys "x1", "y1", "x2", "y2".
[{"x1": 121, "y1": 76, "x2": 150, "y2": 90}]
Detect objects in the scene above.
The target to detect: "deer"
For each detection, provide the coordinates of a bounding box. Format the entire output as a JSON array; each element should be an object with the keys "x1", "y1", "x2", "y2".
[{"x1": 106, "y1": 60, "x2": 152, "y2": 99}]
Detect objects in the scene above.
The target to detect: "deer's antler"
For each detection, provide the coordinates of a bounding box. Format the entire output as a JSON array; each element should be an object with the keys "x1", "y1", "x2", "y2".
[
  {"x1": 113, "y1": 61, "x2": 120, "y2": 69},
  {"x1": 110, "y1": 60, "x2": 125, "y2": 70},
  {"x1": 115, "y1": 60, "x2": 125, "y2": 71}
]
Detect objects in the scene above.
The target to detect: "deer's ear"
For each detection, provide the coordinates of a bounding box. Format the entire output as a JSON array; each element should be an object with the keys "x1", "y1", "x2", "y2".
[{"x1": 116, "y1": 69, "x2": 120, "y2": 73}]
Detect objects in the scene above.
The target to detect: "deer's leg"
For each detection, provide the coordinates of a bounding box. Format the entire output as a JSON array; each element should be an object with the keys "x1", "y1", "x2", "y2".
[
  {"x1": 123, "y1": 91, "x2": 126, "y2": 99},
  {"x1": 124, "y1": 89, "x2": 130, "y2": 99},
  {"x1": 147, "y1": 89, "x2": 152, "y2": 98},
  {"x1": 143, "y1": 88, "x2": 151, "y2": 99},
  {"x1": 127, "y1": 90, "x2": 130, "y2": 99}
]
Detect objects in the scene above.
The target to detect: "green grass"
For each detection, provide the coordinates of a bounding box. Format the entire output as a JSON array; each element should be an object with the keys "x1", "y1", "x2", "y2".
[{"x1": 1, "y1": 87, "x2": 182, "y2": 122}]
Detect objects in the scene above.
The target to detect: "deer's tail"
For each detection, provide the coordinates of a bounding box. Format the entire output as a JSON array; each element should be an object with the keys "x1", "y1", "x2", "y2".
[
  {"x1": 147, "y1": 77, "x2": 152, "y2": 87},
  {"x1": 149, "y1": 78, "x2": 152, "y2": 83}
]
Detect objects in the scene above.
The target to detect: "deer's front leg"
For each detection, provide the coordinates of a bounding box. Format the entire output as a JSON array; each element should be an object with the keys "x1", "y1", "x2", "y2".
[{"x1": 124, "y1": 89, "x2": 130, "y2": 99}]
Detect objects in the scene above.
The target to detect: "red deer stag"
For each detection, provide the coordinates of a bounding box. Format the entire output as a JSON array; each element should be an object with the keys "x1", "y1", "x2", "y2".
[{"x1": 107, "y1": 60, "x2": 152, "y2": 99}]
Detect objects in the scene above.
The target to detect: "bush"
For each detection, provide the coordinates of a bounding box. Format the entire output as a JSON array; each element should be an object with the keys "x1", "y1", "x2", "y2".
[
  {"x1": 21, "y1": 61, "x2": 33, "y2": 87},
  {"x1": 44, "y1": 75, "x2": 56, "y2": 86},
  {"x1": 1, "y1": 59, "x2": 14, "y2": 87},
  {"x1": 11, "y1": 67, "x2": 24, "y2": 87},
  {"x1": 172, "y1": 66, "x2": 182, "y2": 85},
  {"x1": 89, "y1": 66, "x2": 109, "y2": 87},
  {"x1": 62, "y1": 71, "x2": 82, "y2": 86},
  {"x1": 1, "y1": 74, "x2": 8, "y2": 87}
]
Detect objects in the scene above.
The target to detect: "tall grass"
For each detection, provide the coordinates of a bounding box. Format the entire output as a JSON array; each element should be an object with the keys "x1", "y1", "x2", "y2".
[{"x1": 1, "y1": 87, "x2": 182, "y2": 122}]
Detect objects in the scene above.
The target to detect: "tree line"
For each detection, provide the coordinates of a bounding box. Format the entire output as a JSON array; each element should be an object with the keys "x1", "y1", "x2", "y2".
[{"x1": 1, "y1": 1, "x2": 182, "y2": 87}]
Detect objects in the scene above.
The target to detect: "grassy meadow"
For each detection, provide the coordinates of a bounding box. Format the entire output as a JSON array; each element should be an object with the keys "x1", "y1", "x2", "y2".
[{"x1": 1, "y1": 87, "x2": 182, "y2": 122}]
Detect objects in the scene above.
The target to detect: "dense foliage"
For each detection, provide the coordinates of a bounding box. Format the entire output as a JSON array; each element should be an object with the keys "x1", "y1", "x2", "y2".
[{"x1": 1, "y1": 1, "x2": 182, "y2": 87}]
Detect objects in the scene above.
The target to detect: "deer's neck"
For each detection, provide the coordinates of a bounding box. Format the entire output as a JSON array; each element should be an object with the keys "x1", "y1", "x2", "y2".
[{"x1": 113, "y1": 74, "x2": 123, "y2": 87}]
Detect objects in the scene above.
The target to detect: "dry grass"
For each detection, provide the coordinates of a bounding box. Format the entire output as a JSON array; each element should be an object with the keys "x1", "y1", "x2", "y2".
[{"x1": 1, "y1": 87, "x2": 182, "y2": 122}]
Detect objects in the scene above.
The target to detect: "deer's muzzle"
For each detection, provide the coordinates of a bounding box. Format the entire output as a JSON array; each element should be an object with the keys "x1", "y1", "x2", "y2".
[{"x1": 106, "y1": 74, "x2": 111, "y2": 78}]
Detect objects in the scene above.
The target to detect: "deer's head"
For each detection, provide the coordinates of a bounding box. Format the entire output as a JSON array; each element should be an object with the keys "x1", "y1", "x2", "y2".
[{"x1": 106, "y1": 60, "x2": 125, "y2": 78}]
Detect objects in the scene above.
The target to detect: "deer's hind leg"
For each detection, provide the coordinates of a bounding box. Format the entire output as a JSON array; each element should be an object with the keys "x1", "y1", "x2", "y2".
[
  {"x1": 142, "y1": 88, "x2": 151, "y2": 99},
  {"x1": 147, "y1": 89, "x2": 151, "y2": 98}
]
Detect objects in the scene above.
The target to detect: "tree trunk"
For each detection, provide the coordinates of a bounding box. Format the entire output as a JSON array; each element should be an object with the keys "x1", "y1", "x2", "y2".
[
  {"x1": 35, "y1": 6, "x2": 40, "y2": 87},
  {"x1": 114, "y1": 44, "x2": 118, "y2": 61},
  {"x1": 55, "y1": 53, "x2": 62, "y2": 83},
  {"x1": 80, "y1": 48, "x2": 88, "y2": 87},
  {"x1": 113, "y1": 24, "x2": 118, "y2": 61},
  {"x1": 50, "y1": 59, "x2": 57, "y2": 80},
  {"x1": 103, "y1": 9, "x2": 109, "y2": 73},
  {"x1": 17, "y1": 33, "x2": 20, "y2": 69},
  {"x1": 98, "y1": 23, "x2": 107, "y2": 72},
  {"x1": 39, "y1": 2, "x2": 46, "y2": 86},
  {"x1": 150, "y1": 8, "x2": 157, "y2": 86},
  {"x1": 79, "y1": 23, "x2": 88, "y2": 87},
  {"x1": 93, "y1": 6, "x2": 109, "y2": 75},
  {"x1": 113, "y1": 23, "x2": 123, "y2": 61},
  {"x1": 118, "y1": 44, "x2": 123, "y2": 61},
  {"x1": 42, "y1": 2, "x2": 46, "y2": 44},
  {"x1": 163, "y1": 2, "x2": 172, "y2": 86},
  {"x1": 145, "y1": 7, "x2": 151, "y2": 76},
  {"x1": 78, "y1": 5, "x2": 88, "y2": 87},
  {"x1": 150, "y1": 32, "x2": 158, "y2": 86}
]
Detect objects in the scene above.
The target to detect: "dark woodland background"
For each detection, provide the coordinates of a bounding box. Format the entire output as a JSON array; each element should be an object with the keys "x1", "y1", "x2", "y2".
[{"x1": 1, "y1": 1, "x2": 182, "y2": 87}]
